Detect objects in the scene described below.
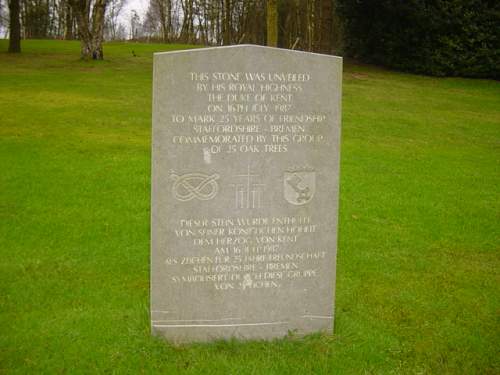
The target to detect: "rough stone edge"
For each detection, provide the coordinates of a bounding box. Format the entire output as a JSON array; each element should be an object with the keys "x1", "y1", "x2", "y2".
[{"x1": 153, "y1": 44, "x2": 343, "y2": 62}]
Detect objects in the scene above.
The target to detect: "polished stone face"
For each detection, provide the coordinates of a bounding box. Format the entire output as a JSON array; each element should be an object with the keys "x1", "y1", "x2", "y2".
[{"x1": 151, "y1": 45, "x2": 342, "y2": 343}]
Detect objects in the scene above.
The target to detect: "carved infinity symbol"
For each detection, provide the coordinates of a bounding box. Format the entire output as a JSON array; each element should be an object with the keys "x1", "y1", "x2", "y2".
[{"x1": 170, "y1": 172, "x2": 220, "y2": 201}]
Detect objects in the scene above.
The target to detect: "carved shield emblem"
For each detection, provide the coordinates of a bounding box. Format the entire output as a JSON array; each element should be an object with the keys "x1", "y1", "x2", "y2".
[{"x1": 284, "y1": 168, "x2": 316, "y2": 205}]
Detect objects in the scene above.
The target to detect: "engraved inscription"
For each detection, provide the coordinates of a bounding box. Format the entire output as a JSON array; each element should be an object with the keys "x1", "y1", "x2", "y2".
[
  {"x1": 166, "y1": 215, "x2": 323, "y2": 291},
  {"x1": 167, "y1": 69, "x2": 329, "y2": 156},
  {"x1": 151, "y1": 46, "x2": 341, "y2": 342}
]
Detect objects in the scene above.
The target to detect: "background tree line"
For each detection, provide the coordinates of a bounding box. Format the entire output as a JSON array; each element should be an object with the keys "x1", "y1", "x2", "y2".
[
  {"x1": 139, "y1": 0, "x2": 341, "y2": 54},
  {"x1": 4, "y1": 0, "x2": 342, "y2": 59},
  {"x1": 4, "y1": 0, "x2": 499, "y2": 78}
]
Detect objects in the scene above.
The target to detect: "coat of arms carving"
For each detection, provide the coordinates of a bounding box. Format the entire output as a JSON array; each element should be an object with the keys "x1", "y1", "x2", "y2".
[{"x1": 284, "y1": 167, "x2": 316, "y2": 205}]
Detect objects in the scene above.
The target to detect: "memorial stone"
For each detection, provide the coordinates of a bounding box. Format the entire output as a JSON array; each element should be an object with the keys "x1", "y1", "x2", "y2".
[{"x1": 151, "y1": 45, "x2": 342, "y2": 343}]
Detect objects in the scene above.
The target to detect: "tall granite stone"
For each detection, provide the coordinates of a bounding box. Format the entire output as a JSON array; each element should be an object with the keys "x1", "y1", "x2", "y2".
[{"x1": 151, "y1": 45, "x2": 342, "y2": 343}]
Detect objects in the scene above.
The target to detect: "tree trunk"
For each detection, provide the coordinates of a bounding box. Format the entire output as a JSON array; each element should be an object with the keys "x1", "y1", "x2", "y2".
[
  {"x1": 73, "y1": 7, "x2": 93, "y2": 59},
  {"x1": 8, "y1": 0, "x2": 21, "y2": 53},
  {"x1": 156, "y1": 0, "x2": 168, "y2": 42},
  {"x1": 166, "y1": 0, "x2": 172, "y2": 41},
  {"x1": 318, "y1": 0, "x2": 333, "y2": 54},
  {"x1": 159, "y1": 14, "x2": 168, "y2": 43},
  {"x1": 266, "y1": 0, "x2": 277, "y2": 47},
  {"x1": 70, "y1": 0, "x2": 107, "y2": 60},
  {"x1": 216, "y1": 1, "x2": 222, "y2": 45},
  {"x1": 89, "y1": 0, "x2": 106, "y2": 59},
  {"x1": 223, "y1": 0, "x2": 230, "y2": 45},
  {"x1": 64, "y1": 1, "x2": 73, "y2": 39}
]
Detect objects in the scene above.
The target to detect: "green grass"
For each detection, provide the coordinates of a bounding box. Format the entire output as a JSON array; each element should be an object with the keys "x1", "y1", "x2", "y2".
[{"x1": 1, "y1": 39, "x2": 499, "y2": 374}]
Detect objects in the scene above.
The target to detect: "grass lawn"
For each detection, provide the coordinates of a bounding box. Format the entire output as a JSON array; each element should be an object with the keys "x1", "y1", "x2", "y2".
[{"x1": 1, "y1": 39, "x2": 499, "y2": 374}]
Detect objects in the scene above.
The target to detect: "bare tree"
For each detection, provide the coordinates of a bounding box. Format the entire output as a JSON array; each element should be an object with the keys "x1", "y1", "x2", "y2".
[
  {"x1": 115, "y1": 21, "x2": 125, "y2": 38},
  {"x1": 63, "y1": 0, "x2": 74, "y2": 38},
  {"x1": 266, "y1": 0, "x2": 277, "y2": 46},
  {"x1": 0, "y1": 0, "x2": 7, "y2": 33},
  {"x1": 8, "y1": 0, "x2": 21, "y2": 52},
  {"x1": 129, "y1": 9, "x2": 140, "y2": 39},
  {"x1": 48, "y1": 0, "x2": 75, "y2": 39},
  {"x1": 155, "y1": 0, "x2": 171, "y2": 42},
  {"x1": 104, "y1": 0, "x2": 126, "y2": 40},
  {"x1": 144, "y1": 0, "x2": 172, "y2": 41},
  {"x1": 179, "y1": 0, "x2": 194, "y2": 43},
  {"x1": 222, "y1": 0, "x2": 230, "y2": 44},
  {"x1": 20, "y1": 0, "x2": 51, "y2": 39},
  {"x1": 317, "y1": 0, "x2": 332, "y2": 53},
  {"x1": 69, "y1": 0, "x2": 108, "y2": 59},
  {"x1": 142, "y1": 2, "x2": 159, "y2": 39},
  {"x1": 9, "y1": 0, "x2": 337, "y2": 54}
]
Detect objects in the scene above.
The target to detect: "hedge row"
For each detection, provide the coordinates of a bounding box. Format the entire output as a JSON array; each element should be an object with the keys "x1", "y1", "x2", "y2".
[{"x1": 337, "y1": 0, "x2": 500, "y2": 78}]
